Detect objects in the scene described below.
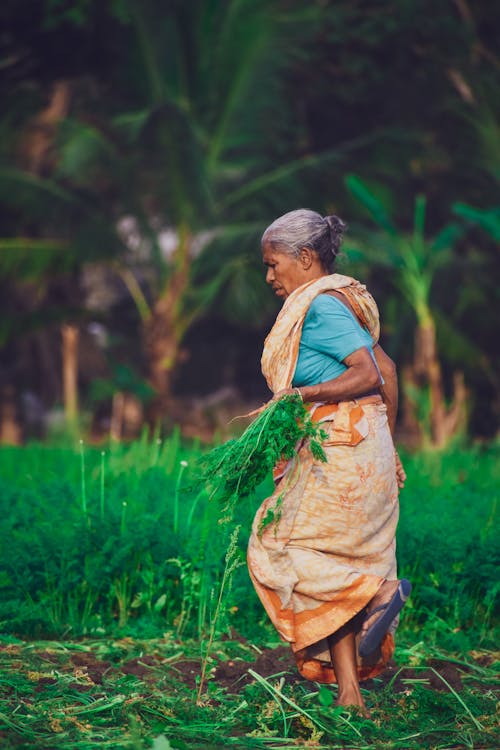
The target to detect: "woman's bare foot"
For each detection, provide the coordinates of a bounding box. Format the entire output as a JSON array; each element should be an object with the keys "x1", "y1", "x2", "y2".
[
  {"x1": 336, "y1": 685, "x2": 370, "y2": 718},
  {"x1": 328, "y1": 619, "x2": 371, "y2": 718}
]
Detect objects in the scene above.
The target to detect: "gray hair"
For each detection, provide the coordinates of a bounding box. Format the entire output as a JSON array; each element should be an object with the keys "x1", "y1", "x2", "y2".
[{"x1": 262, "y1": 208, "x2": 346, "y2": 272}]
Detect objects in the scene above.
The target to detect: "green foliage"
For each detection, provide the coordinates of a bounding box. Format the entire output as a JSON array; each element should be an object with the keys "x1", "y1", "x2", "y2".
[
  {"x1": 345, "y1": 175, "x2": 463, "y2": 324},
  {"x1": 0, "y1": 436, "x2": 498, "y2": 648},
  {"x1": 396, "y1": 443, "x2": 499, "y2": 647},
  {"x1": 257, "y1": 493, "x2": 283, "y2": 539},
  {"x1": 453, "y1": 202, "x2": 500, "y2": 241},
  {"x1": 190, "y1": 394, "x2": 326, "y2": 517},
  {"x1": 88, "y1": 364, "x2": 155, "y2": 404},
  {"x1": 0, "y1": 434, "x2": 247, "y2": 639},
  {"x1": 1, "y1": 0, "x2": 499, "y2": 436}
]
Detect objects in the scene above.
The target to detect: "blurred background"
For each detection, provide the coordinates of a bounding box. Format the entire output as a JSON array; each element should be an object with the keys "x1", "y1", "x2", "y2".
[{"x1": 1, "y1": 0, "x2": 499, "y2": 447}]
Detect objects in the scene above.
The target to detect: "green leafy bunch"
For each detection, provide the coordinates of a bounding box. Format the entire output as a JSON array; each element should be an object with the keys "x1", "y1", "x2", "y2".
[{"x1": 192, "y1": 394, "x2": 327, "y2": 515}]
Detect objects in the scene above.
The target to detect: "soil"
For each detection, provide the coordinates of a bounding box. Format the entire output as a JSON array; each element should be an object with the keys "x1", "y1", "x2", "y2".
[
  {"x1": 362, "y1": 658, "x2": 464, "y2": 694},
  {"x1": 169, "y1": 659, "x2": 205, "y2": 690},
  {"x1": 210, "y1": 646, "x2": 491, "y2": 693},
  {"x1": 174, "y1": 646, "x2": 494, "y2": 697},
  {"x1": 121, "y1": 655, "x2": 162, "y2": 682},
  {"x1": 70, "y1": 652, "x2": 113, "y2": 684},
  {"x1": 4, "y1": 638, "x2": 497, "y2": 701},
  {"x1": 213, "y1": 645, "x2": 299, "y2": 692}
]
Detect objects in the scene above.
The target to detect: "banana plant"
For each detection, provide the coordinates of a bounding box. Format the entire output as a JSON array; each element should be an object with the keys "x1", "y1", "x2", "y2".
[
  {"x1": 345, "y1": 174, "x2": 467, "y2": 447},
  {"x1": 453, "y1": 203, "x2": 500, "y2": 241}
]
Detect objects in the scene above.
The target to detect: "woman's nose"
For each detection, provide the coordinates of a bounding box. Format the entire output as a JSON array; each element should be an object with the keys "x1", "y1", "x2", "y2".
[{"x1": 266, "y1": 268, "x2": 274, "y2": 284}]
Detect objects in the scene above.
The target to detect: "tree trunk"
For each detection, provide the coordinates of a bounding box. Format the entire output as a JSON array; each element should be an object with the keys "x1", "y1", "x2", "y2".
[
  {"x1": 402, "y1": 316, "x2": 467, "y2": 448},
  {"x1": 0, "y1": 386, "x2": 22, "y2": 445},
  {"x1": 143, "y1": 228, "x2": 192, "y2": 423},
  {"x1": 21, "y1": 80, "x2": 71, "y2": 173},
  {"x1": 61, "y1": 324, "x2": 79, "y2": 431}
]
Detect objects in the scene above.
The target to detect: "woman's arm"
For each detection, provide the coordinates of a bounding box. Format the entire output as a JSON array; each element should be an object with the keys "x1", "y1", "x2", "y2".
[
  {"x1": 372, "y1": 343, "x2": 398, "y2": 436},
  {"x1": 273, "y1": 342, "x2": 406, "y2": 488},
  {"x1": 278, "y1": 346, "x2": 381, "y2": 404},
  {"x1": 372, "y1": 343, "x2": 406, "y2": 488}
]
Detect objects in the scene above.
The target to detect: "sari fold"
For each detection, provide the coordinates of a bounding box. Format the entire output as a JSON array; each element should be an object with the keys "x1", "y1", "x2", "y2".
[{"x1": 248, "y1": 275, "x2": 399, "y2": 684}]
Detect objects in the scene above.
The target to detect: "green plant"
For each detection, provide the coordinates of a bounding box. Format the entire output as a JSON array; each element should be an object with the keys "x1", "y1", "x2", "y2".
[
  {"x1": 190, "y1": 393, "x2": 327, "y2": 518},
  {"x1": 197, "y1": 525, "x2": 244, "y2": 702}
]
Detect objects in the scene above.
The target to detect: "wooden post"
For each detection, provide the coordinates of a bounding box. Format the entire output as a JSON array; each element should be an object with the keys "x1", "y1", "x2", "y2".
[
  {"x1": 61, "y1": 324, "x2": 79, "y2": 430},
  {"x1": 0, "y1": 386, "x2": 22, "y2": 445}
]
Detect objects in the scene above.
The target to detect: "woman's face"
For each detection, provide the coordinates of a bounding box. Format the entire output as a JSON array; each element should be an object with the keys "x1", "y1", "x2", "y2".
[{"x1": 262, "y1": 243, "x2": 306, "y2": 299}]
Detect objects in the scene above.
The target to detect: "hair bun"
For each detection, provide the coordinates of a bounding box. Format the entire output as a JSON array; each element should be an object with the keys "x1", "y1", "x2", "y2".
[
  {"x1": 325, "y1": 214, "x2": 346, "y2": 235},
  {"x1": 324, "y1": 214, "x2": 346, "y2": 255}
]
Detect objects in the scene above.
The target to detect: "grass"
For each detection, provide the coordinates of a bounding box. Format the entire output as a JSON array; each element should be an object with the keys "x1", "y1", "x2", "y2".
[
  {"x1": 0, "y1": 631, "x2": 497, "y2": 749},
  {"x1": 0, "y1": 435, "x2": 498, "y2": 747}
]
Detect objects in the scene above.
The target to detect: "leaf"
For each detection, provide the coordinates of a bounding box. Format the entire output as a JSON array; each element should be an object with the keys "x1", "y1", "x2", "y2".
[
  {"x1": 431, "y1": 222, "x2": 464, "y2": 252},
  {"x1": 151, "y1": 735, "x2": 175, "y2": 750},
  {"x1": 153, "y1": 593, "x2": 167, "y2": 612},
  {"x1": 452, "y1": 203, "x2": 500, "y2": 241},
  {"x1": 318, "y1": 684, "x2": 334, "y2": 707},
  {"x1": 345, "y1": 174, "x2": 396, "y2": 235}
]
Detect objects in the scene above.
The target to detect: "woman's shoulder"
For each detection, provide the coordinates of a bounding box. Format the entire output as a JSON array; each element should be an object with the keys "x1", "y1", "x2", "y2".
[{"x1": 308, "y1": 292, "x2": 352, "y2": 317}]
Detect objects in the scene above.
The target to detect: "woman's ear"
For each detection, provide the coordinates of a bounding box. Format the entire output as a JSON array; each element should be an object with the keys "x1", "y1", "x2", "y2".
[{"x1": 299, "y1": 247, "x2": 314, "y2": 269}]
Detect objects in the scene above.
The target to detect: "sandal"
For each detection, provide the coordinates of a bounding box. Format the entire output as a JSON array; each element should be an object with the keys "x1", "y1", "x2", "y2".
[{"x1": 358, "y1": 579, "x2": 412, "y2": 658}]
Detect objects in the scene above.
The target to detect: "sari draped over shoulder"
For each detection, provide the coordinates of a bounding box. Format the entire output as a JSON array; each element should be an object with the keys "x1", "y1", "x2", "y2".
[
  {"x1": 248, "y1": 274, "x2": 399, "y2": 684},
  {"x1": 261, "y1": 273, "x2": 380, "y2": 393}
]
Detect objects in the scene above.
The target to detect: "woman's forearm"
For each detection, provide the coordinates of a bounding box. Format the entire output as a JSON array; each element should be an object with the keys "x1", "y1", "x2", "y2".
[
  {"x1": 298, "y1": 347, "x2": 381, "y2": 404},
  {"x1": 372, "y1": 344, "x2": 398, "y2": 436}
]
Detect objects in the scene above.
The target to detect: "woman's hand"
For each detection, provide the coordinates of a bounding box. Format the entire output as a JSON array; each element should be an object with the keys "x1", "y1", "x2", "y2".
[
  {"x1": 244, "y1": 388, "x2": 300, "y2": 418},
  {"x1": 272, "y1": 387, "x2": 301, "y2": 402},
  {"x1": 395, "y1": 451, "x2": 406, "y2": 489}
]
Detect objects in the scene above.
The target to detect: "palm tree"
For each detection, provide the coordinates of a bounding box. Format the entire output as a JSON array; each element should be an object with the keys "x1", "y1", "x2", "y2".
[{"x1": 2, "y1": 0, "x2": 384, "y2": 422}]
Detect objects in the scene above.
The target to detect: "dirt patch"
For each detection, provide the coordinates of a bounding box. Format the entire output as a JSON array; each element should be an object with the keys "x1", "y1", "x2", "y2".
[
  {"x1": 121, "y1": 655, "x2": 160, "y2": 681},
  {"x1": 168, "y1": 659, "x2": 201, "y2": 690},
  {"x1": 426, "y1": 659, "x2": 464, "y2": 691},
  {"x1": 213, "y1": 646, "x2": 298, "y2": 693},
  {"x1": 9, "y1": 640, "x2": 497, "y2": 704},
  {"x1": 471, "y1": 652, "x2": 499, "y2": 668},
  {"x1": 34, "y1": 677, "x2": 57, "y2": 692},
  {"x1": 37, "y1": 651, "x2": 62, "y2": 665},
  {"x1": 361, "y1": 659, "x2": 465, "y2": 694},
  {"x1": 70, "y1": 653, "x2": 113, "y2": 684}
]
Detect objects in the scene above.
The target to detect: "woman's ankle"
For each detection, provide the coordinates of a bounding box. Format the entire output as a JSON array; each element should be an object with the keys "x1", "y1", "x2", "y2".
[{"x1": 336, "y1": 683, "x2": 364, "y2": 706}]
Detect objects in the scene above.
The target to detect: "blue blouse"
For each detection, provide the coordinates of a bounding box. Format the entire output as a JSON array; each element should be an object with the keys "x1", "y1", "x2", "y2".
[{"x1": 292, "y1": 294, "x2": 375, "y2": 387}]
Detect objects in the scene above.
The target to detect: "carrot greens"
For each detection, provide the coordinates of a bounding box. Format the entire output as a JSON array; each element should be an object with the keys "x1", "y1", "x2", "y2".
[{"x1": 191, "y1": 394, "x2": 327, "y2": 513}]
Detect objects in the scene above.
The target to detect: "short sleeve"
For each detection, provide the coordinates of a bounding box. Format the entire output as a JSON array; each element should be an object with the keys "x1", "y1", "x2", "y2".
[{"x1": 301, "y1": 294, "x2": 370, "y2": 362}]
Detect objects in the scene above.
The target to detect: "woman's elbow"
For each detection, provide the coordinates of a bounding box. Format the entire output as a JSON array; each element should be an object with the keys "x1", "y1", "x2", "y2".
[
  {"x1": 368, "y1": 365, "x2": 383, "y2": 390},
  {"x1": 359, "y1": 359, "x2": 382, "y2": 390},
  {"x1": 385, "y1": 355, "x2": 397, "y2": 378}
]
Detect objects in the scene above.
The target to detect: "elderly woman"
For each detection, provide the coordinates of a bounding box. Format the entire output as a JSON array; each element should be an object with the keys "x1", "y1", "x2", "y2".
[{"x1": 247, "y1": 209, "x2": 411, "y2": 713}]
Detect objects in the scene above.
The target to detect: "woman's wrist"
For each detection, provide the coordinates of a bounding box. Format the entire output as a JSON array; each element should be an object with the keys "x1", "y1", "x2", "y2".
[{"x1": 297, "y1": 385, "x2": 319, "y2": 402}]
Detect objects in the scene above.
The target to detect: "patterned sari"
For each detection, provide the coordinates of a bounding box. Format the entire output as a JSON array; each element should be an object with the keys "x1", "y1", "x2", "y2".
[{"x1": 247, "y1": 274, "x2": 399, "y2": 683}]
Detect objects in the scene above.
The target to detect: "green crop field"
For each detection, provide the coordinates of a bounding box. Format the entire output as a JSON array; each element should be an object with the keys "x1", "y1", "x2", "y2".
[{"x1": 0, "y1": 436, "x2": 498, "y2": 749}]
